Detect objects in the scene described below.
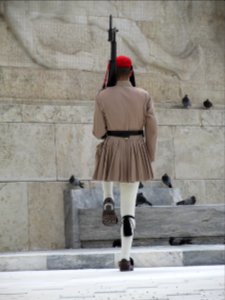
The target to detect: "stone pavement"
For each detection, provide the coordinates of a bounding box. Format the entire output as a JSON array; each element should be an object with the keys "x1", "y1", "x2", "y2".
[{"x1": 0, "y1": 265, "x2": 224, "y2": 300}]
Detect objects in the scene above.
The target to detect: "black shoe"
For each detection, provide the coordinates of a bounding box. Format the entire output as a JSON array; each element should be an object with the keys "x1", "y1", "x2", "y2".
[
  {"x1": 118, "y1": 257, "x2": 134, "y2": 271},
  {"x1": 102, "y1": 197, "x2": 118, "y2": 226}
]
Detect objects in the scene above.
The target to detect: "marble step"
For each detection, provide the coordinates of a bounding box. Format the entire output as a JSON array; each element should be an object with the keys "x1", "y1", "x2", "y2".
[{"x1": 0, "y1": 245, "x2": 224, "y2": 272}]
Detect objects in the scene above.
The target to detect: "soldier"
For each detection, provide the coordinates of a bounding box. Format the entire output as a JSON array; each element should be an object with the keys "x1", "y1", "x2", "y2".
[{"x1": 92, "y1": 55, "x2": 157, "y2": 271}]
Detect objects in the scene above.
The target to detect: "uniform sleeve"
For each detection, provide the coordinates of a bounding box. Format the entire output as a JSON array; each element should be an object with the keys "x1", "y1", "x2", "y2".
[
  {"x1": 144, "y1": 94, "x2": 158, "y2": 162},
  {"x1": 92, "y1": 96, "x2": 107, "y2": 139}
]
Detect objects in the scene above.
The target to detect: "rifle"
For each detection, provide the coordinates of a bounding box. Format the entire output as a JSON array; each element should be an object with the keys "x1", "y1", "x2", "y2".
[
  {"x1": 102, "y1": 15, "x2": 136, "y2": 88},
  {"x1": 102, "y1": 15, "x2": 118, "y2": 88}
]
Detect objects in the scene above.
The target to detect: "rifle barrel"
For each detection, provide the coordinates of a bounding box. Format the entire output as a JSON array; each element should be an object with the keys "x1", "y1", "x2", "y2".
[{"x1": 109, "y1": 15, "x2": 112, "y2": 29}]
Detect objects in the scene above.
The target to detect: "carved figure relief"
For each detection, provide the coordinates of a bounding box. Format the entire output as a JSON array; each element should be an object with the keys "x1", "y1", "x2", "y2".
[{"x1": 0, "y1": 1, "x2": 223, "y2": 81}]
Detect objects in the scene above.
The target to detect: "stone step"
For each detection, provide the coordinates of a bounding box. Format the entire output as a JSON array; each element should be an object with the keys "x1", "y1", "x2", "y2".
[{"x1": 0, "y1": 245, "x2": 224, "y2": 272}]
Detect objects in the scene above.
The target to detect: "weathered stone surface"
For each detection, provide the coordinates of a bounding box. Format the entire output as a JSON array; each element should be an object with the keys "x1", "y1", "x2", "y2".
[
  {"x1": 90, "y1": 179, "x2": 225, "y2": 205},
  {"x1": 80, "y1": 208, "x2": 121, "y2": 241},
  {"x1": 85, "y1": 178, "x2": 225, "y2": 205},
  {"x1": 22, "y1": 103, "x2": 94, "y2": 124},
  {"x1": 1, "y1": 101, "x2": 224, "y2": 128},
  {"x1": 1, "y1": 102, "x2": 224, "y2": 128},
  {"x1": 175, "y1": 180, "x2": 225, "y2": 205},
  {"x1": 183, "y1": 249, "x2": 225, "y2": 266},
  {"x1": 0, "y1": 1, "x2": 224, "y2": 253},
  {"x1": 0, "y1": 124, "x2": 56, "y2": 180},
  {"x1": 1, "y1": 2, "x2": 204, "y2": 80},
  {"x1": 200, "y1": 109, "x2": 225, "y2": 127},
  {"x1": 179, "y1": 81, "x2": 225, "y2": 106},
  {"x1": 156, "y1": 108, "x2": 199, "y2": 126},
  {"x1": 64, "y1": 186, "x2": 181, "y2": 248},
  {"x1": 79, "y1": 205, "x2": 225, "y2": 241},
  {"x1": 56, "y1": 124, "x2": 98, "y2": 179},
  {"x1": 0, "y1": 255, "x2": 47, "y2": 271},
  {"x1": 65, "y1": 185, "x2": 178, "y2": 209},
  {"x1": 174, "y1": 127, "x2": 224, "y2": 179},
  {"x1": 0, "y1": 67, "x2": 82, "y2": 100},
  {"x1": 78, "y1": 71, "x2": 104, "y2": 101},
  {"x1": 205, "y1": 48, "x2": 225, "y2": 88},
  {"x1": 153, "y1": 126, "x2": 174, "y2": 180},
  {"x1": 115, "y1": 249, "x2": 183, "y2": 268},
  {"x1": 0, "y1": 183, "x2": 28, "y2": 252},
  {"x1": 64, "y1": 187, "x2": 119, "y2": 248},
  {"x1": 0, "y1": 17, "x2": 37, "y2": 68},
  {"x1": 1, "y1": 1, "x2": 224, "y2": 82},
  {"x1": 0, "y1": 245, "x2": 224, "y2": 271},
  {"x1": 137, "y1": 74, "x2": 181, "y2": 103},
  {"x1": 0, "y1": 103, "x2": 22, "y2": 122},
  {"x1": 0, "y1": 66, "x2": 104, "y2": 101},
  {"x1": 204, "y1": 180, "x2": 225, "y2": 205},
  {"x1": 47, "y1": 253, "x2": 114, "y2": 269},
  {"x1": 28, "y1": 182, "x2": 66, "y2": 250}
]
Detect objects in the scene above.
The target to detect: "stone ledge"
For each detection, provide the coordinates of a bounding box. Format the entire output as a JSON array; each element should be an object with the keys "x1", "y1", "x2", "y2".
[
  {"x1": 64, "y1": 186, "x2": 182, "y2": 249},
  {"x1": 64, "y1": 187, "x2": 225, "y2": 248},
  {"x1": 0, "y1": 102, "x2": 224, "y2": 126},
  {"x1": 79, "y1": 205, "x2": 225, "y2": 241},
  {"x1": 0, "y1": 245, "x2": 224, "y2": 271}
]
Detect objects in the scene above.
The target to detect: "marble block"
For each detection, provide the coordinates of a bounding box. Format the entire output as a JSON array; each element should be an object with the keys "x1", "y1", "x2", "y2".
[
  {"x1": 183, "y1": 249, "x2": 225, "y2": 266},
  {"x1": 135, "y1": 205, "x2": 225, "y2": 239},
  {"x1": 56, "y1": 124, "x2": 98, "y2": 180},
  {"x1": 0, "y1": 183, "x2": 28, "y2": 252},
  {"x1": 0, "y1": 245, "x2": 224, "y2": 271},
  {"x1": 78, "y1": 205, "x2": 225, "y2": 242},
  {"x1": 200, "y1": 109, "x2": 225, "y2": 127},
  {"x1": 0, "y1": 66, "x2": 103, "y2": 101},
  {"x1": 47, "y1": 253, "x2": 114, "y2": 270},
  {"x1": 174, "y1": 179, "x2": 225, "y2": 205},
  {"x1": 174, "y1": 126, "x2": 225, "y2": 179},
  {"x1": 64, "y1": 185, "x2": 180, "y2": 248},
  {"x1": 156, "y1": 108, "x2": 199, "y2": 126},
  {"x1": 28, "y1": 182, "x2": 66, "y2": 250},
  {"x1": 0, "y1": 123, "x2": 56, "y2": 181},
  {"x1": 151, "y1": 126, "x2": 175, "y2": 180},
  {"x1": 65, "y1": 185, "x2": 179, "y2": 209},
  {"x1": 0, "y1": 103, "x2": 22, "y2": 122},
  {"x1": 0, "y1": 255, "x2": 47, "y2": 271},
  {"x1": 22, "y1": 103, "x2": 93, "y2": 124},
  {"x1": 115, "y1": 249, "x2": 183, "y2": 268}
]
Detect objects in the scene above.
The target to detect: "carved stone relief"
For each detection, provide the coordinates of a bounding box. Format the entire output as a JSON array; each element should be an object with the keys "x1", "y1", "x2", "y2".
[{"x1": 1, "y1": 1, "x2": 223, "y2": 81}]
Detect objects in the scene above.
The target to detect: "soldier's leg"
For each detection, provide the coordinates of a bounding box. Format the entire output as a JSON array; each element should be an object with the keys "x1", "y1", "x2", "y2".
[
  {"x1": 120, "y1": 182, "x2": 139, "y2": 261},
  {"x1": 102, "y1": 181, "x2": 113, "y2": 199},
  {"x1": 102, "y1": 181, "x2": 118, "y2": 226}
]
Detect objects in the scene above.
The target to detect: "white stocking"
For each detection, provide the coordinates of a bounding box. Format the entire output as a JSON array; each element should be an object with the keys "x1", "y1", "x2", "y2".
[
  {"x1": 102, "y1": 181, "x2": 113, "y2": 200},
  {"x1": 120, "y1": 182, "x2": 139, "y2": 260}
]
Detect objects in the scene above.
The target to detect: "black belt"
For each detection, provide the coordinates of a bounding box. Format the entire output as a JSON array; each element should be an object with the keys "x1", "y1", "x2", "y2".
[{"x1": 107, "y1": 130, "x2": 144, "y2": 138}]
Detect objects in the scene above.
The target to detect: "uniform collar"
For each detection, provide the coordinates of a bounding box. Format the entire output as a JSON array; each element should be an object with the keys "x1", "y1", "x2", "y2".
[{"x1": 116, "y1": 80, "x2": 132, "y2": 87}]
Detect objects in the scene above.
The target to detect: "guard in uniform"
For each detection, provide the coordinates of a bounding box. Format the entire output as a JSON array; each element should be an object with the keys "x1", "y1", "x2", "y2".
[{"x1": 92, "y1": 55, "x2": 157, "y2": 271}]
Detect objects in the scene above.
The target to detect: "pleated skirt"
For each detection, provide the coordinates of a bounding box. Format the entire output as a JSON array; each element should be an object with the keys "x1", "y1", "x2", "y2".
[{"x1": 92, "y1": 136, "x2": 154, "y2": 182}]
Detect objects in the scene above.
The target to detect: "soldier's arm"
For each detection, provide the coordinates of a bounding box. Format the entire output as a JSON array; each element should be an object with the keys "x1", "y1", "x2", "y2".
[
  {"x1": 144, "y1": 94, "x2": 158, "y2": 162},
  {"x1": 92, "y1": 97, "x2": 107, "y2": 139}
]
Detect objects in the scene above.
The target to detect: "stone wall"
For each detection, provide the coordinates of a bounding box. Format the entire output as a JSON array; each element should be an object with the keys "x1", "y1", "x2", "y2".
[{"x1": 0, "y1": 1, "x2": 224, "y2": 252}]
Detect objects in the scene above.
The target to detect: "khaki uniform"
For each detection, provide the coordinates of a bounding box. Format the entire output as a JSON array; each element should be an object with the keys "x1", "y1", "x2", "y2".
[{"x1": 92, "y1": 80, "x2": 157, "y2": 182}]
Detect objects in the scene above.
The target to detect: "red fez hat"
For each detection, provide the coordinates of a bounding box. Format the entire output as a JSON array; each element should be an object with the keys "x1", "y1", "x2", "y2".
[{"x1": 116, "y1": 55, "x2": 132, "y2": 68}]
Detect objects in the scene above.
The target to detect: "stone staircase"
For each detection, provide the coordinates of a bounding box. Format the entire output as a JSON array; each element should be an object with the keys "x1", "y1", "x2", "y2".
[
  {"x1": 1, "y1": 184, "x2": 224, "y2": 272},
  {"x1": 0, "y1": 244, "x2": 224, "y2": 272}
]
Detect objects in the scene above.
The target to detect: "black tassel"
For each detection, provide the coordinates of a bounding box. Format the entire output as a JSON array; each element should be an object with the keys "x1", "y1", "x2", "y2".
[
  {"x1": 123, "y1": 215, "x2": 134, "y2": 237},
  {"x1": 129, "y1": 67, "x2": 136, "y2": 87}
]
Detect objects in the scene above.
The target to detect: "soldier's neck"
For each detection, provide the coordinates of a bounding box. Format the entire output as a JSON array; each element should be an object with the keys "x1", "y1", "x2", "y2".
[{"x1": 117, "y1": 76, "x2": 129, "y2": 81}]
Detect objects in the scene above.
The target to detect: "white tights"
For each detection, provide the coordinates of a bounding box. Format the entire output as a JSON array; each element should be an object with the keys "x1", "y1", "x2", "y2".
[{"x1": 102, "y1": 181, "x2": 139, "y2": 260}]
